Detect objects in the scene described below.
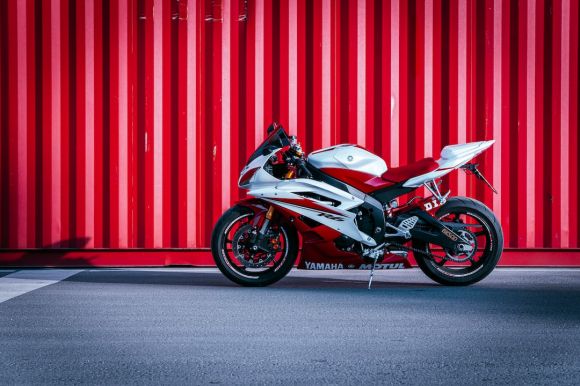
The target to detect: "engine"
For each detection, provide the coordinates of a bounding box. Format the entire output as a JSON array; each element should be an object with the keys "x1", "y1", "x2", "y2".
[{"x1": 334, "y1": 207, "x2": 378, "y2": 253}]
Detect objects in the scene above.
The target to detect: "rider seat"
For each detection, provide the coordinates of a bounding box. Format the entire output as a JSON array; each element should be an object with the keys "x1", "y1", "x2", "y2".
[{"x1": 381, "y1": 157, "x2": 439, "y2": 184}]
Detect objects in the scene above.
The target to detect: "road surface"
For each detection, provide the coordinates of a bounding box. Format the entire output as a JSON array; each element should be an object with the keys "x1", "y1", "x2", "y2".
[{"x1": 1, "y1": 268, "x2": 579, "y2": 385}]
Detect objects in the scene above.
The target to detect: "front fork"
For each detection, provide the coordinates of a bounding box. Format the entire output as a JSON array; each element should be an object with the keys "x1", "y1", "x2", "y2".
[
  {"x1": 259, "y1": 205, "x2": 275, "y2": 236},
  {"x1": 249, "y1": 205, "x2": 275, "y2": 251}
]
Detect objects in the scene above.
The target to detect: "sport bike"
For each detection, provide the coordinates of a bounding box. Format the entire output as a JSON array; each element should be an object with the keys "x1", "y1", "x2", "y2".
[{"x1": 211, "y1": 123, "x2": 503, "y2": 288}]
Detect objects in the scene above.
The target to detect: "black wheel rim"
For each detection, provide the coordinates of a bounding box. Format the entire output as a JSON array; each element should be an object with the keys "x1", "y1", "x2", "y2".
[
  {"x1": 220, "y1": 213, "x2": 290, "y2": 280},
  {"x1": 424, "y1": 210, "x2": 494, "y2": 278}
]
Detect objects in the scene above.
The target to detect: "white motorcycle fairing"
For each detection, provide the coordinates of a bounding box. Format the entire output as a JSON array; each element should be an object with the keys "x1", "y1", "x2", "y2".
[
  {"x1": 239, "y1": 140, "x2": 495, "y2": 248},
  {"x1": 403, "y1": 140, "x2": 495, "y2": 187},
  {"x1": 308, "y1": 144, "x2": 387, "y2": 176},
  {"x1": 240, "y1": 149, "x2": 377, "y2": 246}
]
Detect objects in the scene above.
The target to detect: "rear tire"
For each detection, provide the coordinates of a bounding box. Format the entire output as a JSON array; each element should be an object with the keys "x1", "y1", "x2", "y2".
[
  {"x1": 211, "y1": 205, "x2": 299, "y2": 287},
  {"x1": 413, "y1": 197, "x2": 503, "y2": 286}
]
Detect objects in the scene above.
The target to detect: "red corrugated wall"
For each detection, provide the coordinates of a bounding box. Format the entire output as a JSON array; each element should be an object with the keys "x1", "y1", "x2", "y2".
[{"x1": 1, "y1": 0, "x2": 579, "y2": 266}]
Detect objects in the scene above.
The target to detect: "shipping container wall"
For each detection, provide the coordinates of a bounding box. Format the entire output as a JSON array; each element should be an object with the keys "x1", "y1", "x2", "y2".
[{"x1": 0, "y1": 0, "x2": 579, "y2": 264}]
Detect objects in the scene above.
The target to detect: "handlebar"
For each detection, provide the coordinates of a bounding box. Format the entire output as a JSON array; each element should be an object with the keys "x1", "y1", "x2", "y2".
[
  {"x1": 296, "y1": 158, "x2": 313, "y2": 179},
  {"x1": 278, "y1": 138, "x2": 312, "y2": 179}
]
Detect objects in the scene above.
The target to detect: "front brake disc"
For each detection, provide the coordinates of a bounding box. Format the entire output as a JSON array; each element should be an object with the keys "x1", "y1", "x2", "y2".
[{"x1": 232, "y1": 224, "x2": 276, "y2": 268}]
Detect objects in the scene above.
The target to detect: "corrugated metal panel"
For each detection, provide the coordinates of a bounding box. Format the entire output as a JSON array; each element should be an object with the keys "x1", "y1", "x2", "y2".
[{"x1": 0, "y1": 0, "x2": 579, "y2": 263}]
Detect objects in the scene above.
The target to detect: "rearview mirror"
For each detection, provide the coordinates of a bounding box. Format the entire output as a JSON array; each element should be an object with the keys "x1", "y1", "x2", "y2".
[{"x1": 266, "y1": 122, "x2": 279, "y2": 135}]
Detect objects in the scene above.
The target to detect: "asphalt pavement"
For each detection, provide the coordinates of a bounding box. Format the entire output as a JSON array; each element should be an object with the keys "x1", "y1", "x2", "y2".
[{"x1": 1, "y1": 267, "x2": 579, "y2": 385}]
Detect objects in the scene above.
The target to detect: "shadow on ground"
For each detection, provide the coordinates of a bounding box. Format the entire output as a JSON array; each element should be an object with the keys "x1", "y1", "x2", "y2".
[{"x1": 64, "y1": 269, "x2": 444, "y2": 289}]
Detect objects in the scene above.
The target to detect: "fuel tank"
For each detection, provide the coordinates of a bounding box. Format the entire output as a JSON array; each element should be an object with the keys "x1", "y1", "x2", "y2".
[{"x1": 307, "y1": 144, "x2": 387, "y2": 176}]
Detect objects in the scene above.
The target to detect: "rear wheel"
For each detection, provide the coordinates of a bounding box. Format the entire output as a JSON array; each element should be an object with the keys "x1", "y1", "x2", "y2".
[
  {"x1": 412, "y1": 197, "x2": 503, "y2": 286},
  {"x1": 211, "y1": 205, "x2": 298, "y2": 287}
]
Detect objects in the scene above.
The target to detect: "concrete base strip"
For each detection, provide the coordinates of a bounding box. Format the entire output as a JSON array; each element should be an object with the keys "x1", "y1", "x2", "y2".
[{"x1": 0, "y1": 269, "x2": 83, "y2": 303}]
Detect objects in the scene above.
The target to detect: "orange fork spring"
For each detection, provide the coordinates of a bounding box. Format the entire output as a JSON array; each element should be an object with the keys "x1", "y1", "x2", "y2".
[{"x1": 265, "y1": 205, "x2": 275, "y2": 220}]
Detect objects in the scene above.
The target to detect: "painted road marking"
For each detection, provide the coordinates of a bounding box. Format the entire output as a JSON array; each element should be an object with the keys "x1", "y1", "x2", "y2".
[{"x1": 0, "y1": 269, "x2": 83, "y2": 304}]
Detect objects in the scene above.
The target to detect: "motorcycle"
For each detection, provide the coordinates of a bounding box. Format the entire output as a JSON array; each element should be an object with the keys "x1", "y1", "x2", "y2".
[{"x1": 211, "y1": 123, "x2": 503, "y2": 288}]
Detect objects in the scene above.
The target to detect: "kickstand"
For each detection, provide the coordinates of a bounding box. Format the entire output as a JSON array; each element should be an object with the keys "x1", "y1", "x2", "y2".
[{"x1": 367, "y1": 256, "x2": 379, "y2": 290}]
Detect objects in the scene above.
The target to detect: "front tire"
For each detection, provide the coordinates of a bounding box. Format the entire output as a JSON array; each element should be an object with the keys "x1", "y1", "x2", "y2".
[
  {"x1": 211, "y1": 205, "x2": 299, "y2": 287},
  {"x1": 413, "y1": 197, "x2": 503, "y2": 286}
]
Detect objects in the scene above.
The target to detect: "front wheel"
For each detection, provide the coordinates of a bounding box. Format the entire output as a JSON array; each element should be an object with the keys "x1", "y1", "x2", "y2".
[
  {"x1": 412, "y1": 197, "x2": 503, "y2": 286},
  {"x1": 211, "y1": 205, "x2": 298, "y2": 287}
]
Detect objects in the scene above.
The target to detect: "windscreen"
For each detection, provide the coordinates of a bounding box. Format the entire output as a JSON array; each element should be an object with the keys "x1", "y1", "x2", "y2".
[{"x1": 247, "y1": 127, "x2": 291, "y2": 163}]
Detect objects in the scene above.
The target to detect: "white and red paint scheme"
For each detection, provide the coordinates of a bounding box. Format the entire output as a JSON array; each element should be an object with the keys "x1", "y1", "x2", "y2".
[{"x1": 212, "y1": 124, "x2": 503, "y2": 287}]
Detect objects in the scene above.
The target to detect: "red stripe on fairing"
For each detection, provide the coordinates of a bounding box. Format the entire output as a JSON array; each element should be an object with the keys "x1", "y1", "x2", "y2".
[
  {"x1": 239, "y1": 167, "x2": 259, "y2": 186},
  {"x1": 321, "y1": 167, "x2": 394, "y2": 194}
]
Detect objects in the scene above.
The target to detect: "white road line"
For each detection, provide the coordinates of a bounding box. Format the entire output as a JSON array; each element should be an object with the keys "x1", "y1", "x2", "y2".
[{"x1": 0, "y1": 269, "x2": 83, "y2": 304}]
